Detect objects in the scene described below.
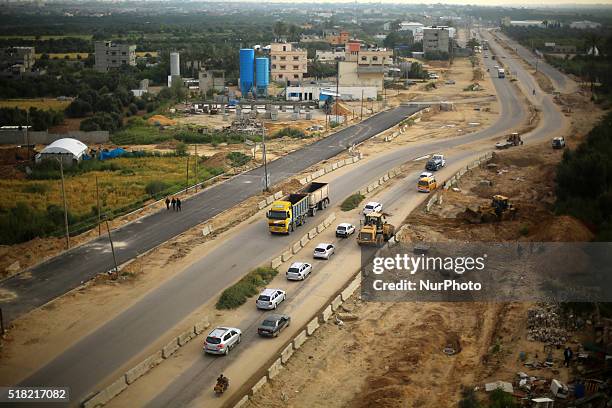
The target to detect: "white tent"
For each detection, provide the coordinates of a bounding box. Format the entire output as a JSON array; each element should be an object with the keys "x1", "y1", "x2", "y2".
[{"x1": 36, "y1": 138, "x2": 88, "y2": 166}]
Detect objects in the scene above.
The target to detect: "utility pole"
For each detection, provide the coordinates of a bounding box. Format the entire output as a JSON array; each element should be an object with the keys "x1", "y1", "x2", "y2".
[
  {"x1": 360, "y1": 89, "x2": 364, "y2": 120},
  {"x1": 193, "y1": 144, "x2": 198, "y2": 192},
  {"x1": 58, "y1": 158, "x2": 70, "y2": 250},
  {"x1": 25, "y1": 109, "x2": 30, "y2": 164},
  {"x1": 335, "y1": 60, "x2": 339, "y2": 126},
  {"x1": 95, "y1": 175, "x2": 101, "y2": 236},
  {"x1": 104, "y1": 216, "x2": 118, "y2": 275},
  {"x1": 262, "y1": 126, "x2": 269, "y2": 192},
  {"x1": 185, "y1": 154, "x2": 190, "y2": 194}
]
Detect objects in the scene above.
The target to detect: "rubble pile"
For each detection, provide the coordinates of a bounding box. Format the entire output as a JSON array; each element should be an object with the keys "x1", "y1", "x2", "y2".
[{"x1": 527, "y1": 304, "x2": 568, "y2": 345}]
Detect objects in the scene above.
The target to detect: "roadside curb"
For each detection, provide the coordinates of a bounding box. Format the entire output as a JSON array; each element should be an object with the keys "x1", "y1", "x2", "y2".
[{"x1": 80, "y1": 318, "x2": 210, "y2": 408}]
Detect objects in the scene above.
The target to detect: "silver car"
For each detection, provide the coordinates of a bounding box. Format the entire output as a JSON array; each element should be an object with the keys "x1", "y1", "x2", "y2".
[
  {"x1": 286, "y1": 262, "x2": 312, "y2": 281},
  {"x1": 256, "y1": 288, "x2": 286, "y2": 310},
  {"x1": 313, "y1": 243, "x2": 335, "y2": 260},
  {"x1": 203, "y1": 327, "x2": 242, "y2": 355}
]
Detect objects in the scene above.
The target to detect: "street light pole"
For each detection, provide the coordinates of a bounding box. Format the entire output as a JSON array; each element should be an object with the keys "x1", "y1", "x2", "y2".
[
  {"x1": 104, "y1": 216, "x2": 118, "y2": 275},
  {"x1": 262, "y1": 126, "x2": 269, "y2": 192},
  {"x1": 57, "y1": 157, "x2": 70, "y2": 249}
]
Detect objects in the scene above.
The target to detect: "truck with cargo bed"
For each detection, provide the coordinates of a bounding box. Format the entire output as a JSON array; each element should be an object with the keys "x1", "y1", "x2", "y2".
[{"x1": 266, "y1": 182, "x2": 329, "y2": 234}]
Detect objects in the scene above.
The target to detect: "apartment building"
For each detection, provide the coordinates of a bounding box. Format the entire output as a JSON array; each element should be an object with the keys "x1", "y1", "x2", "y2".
[
  {"x1": 1, "y1": 46, "x2": 35, "y2": 73},
  {"x1": 269, "y1": 43, "x2": 307, "y2": 82},
  {"x1": 423, "y1": 26, "x2": 451, "y2": 54},
  {"x1": 94, "y1": 41, "x2": 136, "y2": 72},
  {"x1": 339, "y1": 43, "x2": 392, "y2": 91}
]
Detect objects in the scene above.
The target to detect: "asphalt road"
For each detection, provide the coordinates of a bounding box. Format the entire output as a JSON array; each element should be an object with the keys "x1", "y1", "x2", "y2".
[
  {"x1": 17, "y1": 43, "x2": 529, "y2": 406},
  {"x1": 492, "y1": 30, "x2": 576, "y2": 93},
  {"x1": 0, "y1": 104, "x2": 421, "y2": 322}
]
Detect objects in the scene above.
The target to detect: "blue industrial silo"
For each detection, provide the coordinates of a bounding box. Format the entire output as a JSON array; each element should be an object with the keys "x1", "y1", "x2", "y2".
[
  {"x1": 255, "y1": 57, "x2": 270, "y2": 98},
  {"x1": 239, "y1": 49, "x2": 255, "y2": 97}
]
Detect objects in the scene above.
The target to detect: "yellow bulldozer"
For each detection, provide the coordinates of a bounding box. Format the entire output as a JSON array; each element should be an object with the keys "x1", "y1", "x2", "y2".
[
  {"x1": 462, "y1": 195, "x2": 517, "y2": 223},
  {"x1": 357, "y1": 212, "x2": 396, "y2": 246}
]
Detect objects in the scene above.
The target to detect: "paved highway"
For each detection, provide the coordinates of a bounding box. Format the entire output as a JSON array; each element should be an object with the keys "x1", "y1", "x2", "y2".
[
  {"x1": 0, "y1": 104, "x2": 421, "y2": 322},
  {"x1": 18, "y1": 44, "x2": 529, "y2": 406},
  {"x1": 492, "y1": 30, "x2": 577, "y2": 94}
]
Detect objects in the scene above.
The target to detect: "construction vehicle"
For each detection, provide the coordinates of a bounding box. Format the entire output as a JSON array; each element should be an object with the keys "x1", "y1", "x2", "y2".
[
  {"x1": 267, "y1": 182, "x2": 329, "y2": 234},
  {"x1": 357, "y1": 212, "x2": 396, "y2": 246},
  {"x1": 495, "y1": 132, "x2": 523, "y2": 149},
  {"x1": 462, "y1": 195, "x2": 517, "y2": 223}
]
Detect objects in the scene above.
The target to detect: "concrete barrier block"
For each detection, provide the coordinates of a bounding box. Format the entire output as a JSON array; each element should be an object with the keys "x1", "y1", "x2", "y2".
[
  {"x1": 271, "y1": 256, "x2": 282, "y2": 269},
  {"x1": 258, "y1": 200, "x2": 267, "y2": 210},
  {"x1": 267, "y1": 358, "x2": 283, "y2": 380},
  {"x1": 266, "y1": 196, "x2": 274, "y2": 205},
  {"x1": 382, "y1": 174, "x2": 389, "y2": 182},
  {"x1": 331, "y1": 295, "x2": 343, "y2": 311},
  {"x1": 251, "y1": 376, "x2": 267, "y2": 396},
  {"x1": 178, "y1": 329, "x2": 195, "y2": 346},
  {"x1": 305, "y1": 175, "x2": 312, "y2": 183},
  {"x1": 299, "y1": 178, "x2": 307, "y2": 185},
  {"x1": 326, "y1": 213, "x2": 336, "y2": 224},
  {"x1": 320, "y1": 305, "x2": 333, "y2": 322},
  {"x1": 162, "y1": 337, "x2": 180, "y2": 359},
  {"x1": 104, "y1": 376, "x2": 128, "y2": 400},
  {"x1": 201, "y1": 225, "x2": 212, "y2": 237},
  {"x1": 341, "y1": 276, "x2": 361, "y2": 301},
  {"x1": 324, "y1": 165, "x2": 333, "y2": 173},
  {"x1": 317, "y1": 169, "x2": 326, "y2": 178},
  {"x1": 281, "y1": 343, "x2": 294, "y2": 364},
  {"x1": 366, "y1": 185, "x2": 374, "y2": 193},
  {"x1": 359, "y1": 188, "x2": 368, "y2": 196},
  {"x1": 378, "y1": 177, "x2": 385, "y2": 185},
  {"x1": 292, "y1": 241, "x2": 302, "y2": 255},
  {"x1": 332, "y1": 162, "x2": 338, "y2": 170},
  {"x1": 306, "y1": 317, "x2": 319, "y2": 335},
  {"x1": 82, "y1": 391, "x2": 106, "y2": 408},
  {"x1": 300, "y1": 234, "x2": 309, "y2": 247},
  {"x1": 293, "y1": 330, "x2": 307, "y2": 349},
  {"x1": 352, "y1": 156, "x2": 359, "y2": 163},
  {"x1": 234, "y1": 395, "x2": 250, "y2": 408},
  {"x1": 274, "y1": 191, "x2": 283, "y2": 200},
  {"x1": 308, "y1": 228, "x2": 318, "y2": 240},
  {"x1": 317, "y1": 223, "x2": 325, "y2": 233},
  {"x1": 194, "y1": 319, "x2": 210, "y2": 335},
  {"x1": 281, "y1": 250, "x2": 292, "y2": 263},
  {"x1": 125, "y1": 350, "x2": 163, "y2": 384},
  {"x1": 337, "y1": 160, "x2": 345, "y2": 168}
]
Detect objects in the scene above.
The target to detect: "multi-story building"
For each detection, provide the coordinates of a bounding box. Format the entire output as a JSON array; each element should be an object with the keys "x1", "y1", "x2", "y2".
[
  {"x1": 94, "y1": 41, "x2": 136, "y2": 72},
  {"x1": 339, "y1": 44, "x2": 392, "y2": 91},
  {"x1": 315, "y1": 49, "x2": 346, "y2": 64},
  {"x1": 324, "y1": 30, "x2": 350, "y2": 46},
  {"x1": 270, "y1": 43, "x2": 307, "y2": 82},
  {"x1": 399, "y1": 22, "x2": 425, "y2": 42},
  {"x1": 0, "y1": 46, "x2": 35, "y2": 73},
  {"x1": 423, "y1": 26, "x2": 451, "y2": 55}
]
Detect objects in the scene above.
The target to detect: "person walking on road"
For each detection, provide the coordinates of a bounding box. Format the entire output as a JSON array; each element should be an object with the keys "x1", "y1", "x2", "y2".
[
  {"x1": 165, "y1": 197, "x2": 170, "y2": 210},
  {"x1": 171, "y1": 197, "x2": 176, "y2": 211},
  {"x1": 564, "y1": 346, "x2": 573, "y2": 367},
  {"x1": 176, "y1": 197, "x2": 182, "y2": 211}
]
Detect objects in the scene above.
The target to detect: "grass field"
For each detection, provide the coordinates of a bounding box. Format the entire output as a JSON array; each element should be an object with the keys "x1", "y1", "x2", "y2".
[
  {"x1": 0, "y1": 156, "x2": 223, "y2": 227},
  {"x1": 0, "y1": 98, "x2": 71, "y2": 110}
]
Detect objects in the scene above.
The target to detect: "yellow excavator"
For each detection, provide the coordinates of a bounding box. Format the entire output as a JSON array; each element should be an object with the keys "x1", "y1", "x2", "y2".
[
  {"x1": 462, "y1": 195, "x2": 517, "y2": 223},
  {"x1": 357, "y1": 212, "x2": 396, "y2": 246}
]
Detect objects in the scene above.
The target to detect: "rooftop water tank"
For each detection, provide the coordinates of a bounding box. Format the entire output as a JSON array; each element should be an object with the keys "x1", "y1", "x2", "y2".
[
  {"x1": 255, "y1": 57, "x2": 269, "y2": 98},
  {"x1": 239, "y1": 49, "x2": 255, "y2": 97}
]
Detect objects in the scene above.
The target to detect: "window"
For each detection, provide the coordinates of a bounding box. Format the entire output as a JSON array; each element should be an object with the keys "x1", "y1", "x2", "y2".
[
  {"x1": 280, "y1": 65, "x2": 286, "y2": 69},
  {"x1": 283, "y1": 45, "x2": 287, "y2": 51},
  {"x1": 122, "y1": 52, "x2": 126, "y2": 56},
  {"x1": 272, "y1": 64, "x2": 276, "y2": 69},
  {"x1": 294, "y1": 74, "x2": 299, "y2": 79},
  {"x1": 372, "y1": 56, "x2": 378, "y2": 61},
  {"x1": 280, "y1": 56, "x2": 286, "y2": 61},
  {"x1": 293, "y1": 56, "x2": 299, "y2": 60},
  {"x1": 361, "y1": 56, "x2": 367, "y2": 61},
  {"x1": 272, "y1": 55, "x2": 276, "y2": 60},
  {"x1": 293, "y1": 65, "x2": 299, "y2": 70},
  {"x1": 278, "y1": 74, "x2": 283, "y2": 78}
]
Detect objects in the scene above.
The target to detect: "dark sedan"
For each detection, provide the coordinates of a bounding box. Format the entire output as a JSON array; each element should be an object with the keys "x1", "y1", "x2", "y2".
[{"x1": 257, "y1": 314, "x2": 291, "y2": 337}]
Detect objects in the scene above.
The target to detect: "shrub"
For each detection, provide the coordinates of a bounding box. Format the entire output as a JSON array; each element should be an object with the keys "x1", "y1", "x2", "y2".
[
  {"x1": 227, "y1": 152, "x2": 251, "y2": 167},
  {"x1": 341, "y1": 193, "x2": 365, "y2": 211},
  {"x1": 273, "y1": 127, "x2": 306, "y2": 139},
  {"x1": 145, "y1": 180, "x2": 170, "y2": 197},
  {"x1": 175, "y1": 142, "x2": 188, "y2": 156},
  {"x1": 488, "y1": 389, "x2": 518, "y2": 408},
  {"x1": 22, "y1": 183, "x2": 51, "y2": 194},
  {"x1": 216, "y1": 266, "x2": 278, "y2": 309}
]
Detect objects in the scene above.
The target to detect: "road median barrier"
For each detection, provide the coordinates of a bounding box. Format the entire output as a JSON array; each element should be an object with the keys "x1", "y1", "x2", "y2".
[
  {"x1": 251, "y1": 376, "x2": 267, "y2": 396},
  {"x1": 299, "y1": 155, "x2": 363, "y2": 185},
  {"x1": 306, "y1": 317, "x2": 320, "y2": 335},
  {"x1": 293, "y1": 330, "x2": 307, "y2": 349},
  {"x1": 267, "y1": 358, "x2": 283, "y2": 380},
  {"x1": 441, "y1": 153, "x2": 493, "y2": 192},
  {"x1": 125, "y1": 351, "x2": 163, "y2": 384},
  {"x1": 280, "y1": 343, "x2": 294, "y2": 364}
]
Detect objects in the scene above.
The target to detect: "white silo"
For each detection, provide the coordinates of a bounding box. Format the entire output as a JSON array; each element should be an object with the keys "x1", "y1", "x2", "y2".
[{"x1": 170, "y1": 52, "x2": 180, "y2": 77}]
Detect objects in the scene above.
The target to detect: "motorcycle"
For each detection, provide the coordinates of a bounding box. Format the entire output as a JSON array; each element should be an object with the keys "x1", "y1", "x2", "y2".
[{"x1": 214, "y1": 379, "x2": 229, "y2": 396}]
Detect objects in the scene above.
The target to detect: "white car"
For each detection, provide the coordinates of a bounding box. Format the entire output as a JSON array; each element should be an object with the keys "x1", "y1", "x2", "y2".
[
  {"x1": 314, "y1": 243, "x2": 335, "y2": 260},
  {"x1": 203, "y1": 327, "x2": 242, "y2": 355},
  {"x1": 286, "y1": 262, "x2": 312, "y2": 281},
  {"x1": 336, "y1": 223, "x2": 356, "y2": 238},
  {"x1": 428, "y1": 73, "x2": 439, "y2": 79},
  {"x1": 419, "y1": 171, "x2": 434, "y2": 180},
  {"x1": 256, "y1": 288, "x2": 286, "y2": 310},
  {"x1": 363, "y1": 201, "x2": 383, "y2": 215}
]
